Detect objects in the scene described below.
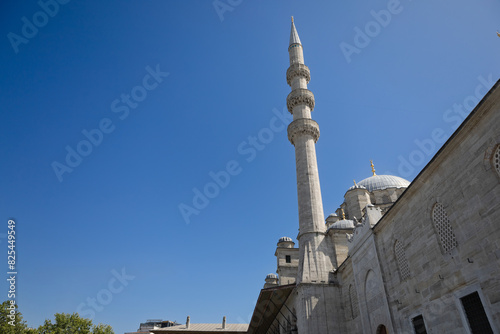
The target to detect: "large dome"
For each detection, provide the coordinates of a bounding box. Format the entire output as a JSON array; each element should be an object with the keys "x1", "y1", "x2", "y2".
[{"x1": 357, "y1": 175, "x2": 410, "y2": 192}]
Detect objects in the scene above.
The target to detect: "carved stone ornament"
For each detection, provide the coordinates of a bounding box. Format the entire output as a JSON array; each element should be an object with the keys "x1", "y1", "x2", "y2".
[
  {"x1": 287, "y1": 118, "x2": 320, "y2": 145},
  {"x1": 286, "y1": 63, "x2": 311, "y2": 86},
  {"x1": 286, "y1": 88, "x2": 315, "y2": 114}
]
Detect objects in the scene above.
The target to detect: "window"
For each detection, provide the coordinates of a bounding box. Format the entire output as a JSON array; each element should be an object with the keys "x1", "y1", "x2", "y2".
[
  {"x1": 395, "y1": 240, "x2": 410, "y2": 281},
  {"x1": 493, "y1": 145, "x2": 500, "y2": 177},
  {"x1": 285, "y1": 255, "x2": 291, "y2": 263},
  {"x1": 460, "y1": 292, "x2": 494, "y2": 334},
  {"x1": 349, "y1": 284, "x2": 359, "y2": 319},
  {"x1": 411, "y1": 315, "x2": 427, "y2": 334},
  {"x1": 376, "y1": 325, "x2": 388, "y2": 334},
  {"x1": 432, "y1": 202, "x2": 457, "y2": 253}
]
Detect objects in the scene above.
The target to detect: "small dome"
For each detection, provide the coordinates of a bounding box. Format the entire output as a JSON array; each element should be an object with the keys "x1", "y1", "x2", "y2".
[
  {"x1": 278, "y1": 236, "x2": 293, "y2": 243},
  {"x1": 266, "y1": 273, "x2": 278, "y2": 279},
  {"x1": 357, "y1": 175, "x2": 410, "y2": 192},
  {"x1": 325, "y1": 213, "x2": 340, "y2": 225},
  {"x1": 328, "y1": 219, "x2": 355, "y2": 231},
  {"x1": 347, "y1": 184, "x2": 367, "y2": 191}
]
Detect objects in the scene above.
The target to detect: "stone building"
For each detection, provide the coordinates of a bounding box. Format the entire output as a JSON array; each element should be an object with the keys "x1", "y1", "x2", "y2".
[{"x1": 153, "y1": 18, "x2": 500, "y2": 334}]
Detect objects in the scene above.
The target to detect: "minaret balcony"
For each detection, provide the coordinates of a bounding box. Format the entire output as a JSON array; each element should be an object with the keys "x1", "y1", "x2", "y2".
[
  {"x1": 287, "y1": 118, "x2": 320, "y2": 145},
  {"x1": 286, "y1": 63, "x2": 311, "y2": 86},
  {"x1": 286, "y1": 88, "x2": 315, "y2": 114}
]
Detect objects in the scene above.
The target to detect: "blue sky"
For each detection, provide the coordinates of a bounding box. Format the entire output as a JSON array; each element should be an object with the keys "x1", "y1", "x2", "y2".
[{"x1": 0, "y1": 1, "x2": 499, "y2": 333}]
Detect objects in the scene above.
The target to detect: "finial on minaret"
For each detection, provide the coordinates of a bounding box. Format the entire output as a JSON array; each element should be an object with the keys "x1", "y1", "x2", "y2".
[
  {"x1": 289, "y1": 16, "x2": 301, "y2": 46},
  {"x1": 370, "y1": 160, "x2": 376, "y2": 176},
  {"x1": 353, "y1": 179, "x2": 357, "y2": 186},
  {"x1": 341, "y1": 208, "x2": 346, "y2": 220}
]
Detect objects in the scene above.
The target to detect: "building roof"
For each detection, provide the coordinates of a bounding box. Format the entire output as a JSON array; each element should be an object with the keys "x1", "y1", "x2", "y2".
[
  {"x1": 347, "y1": 183, "x2": 367, "y2": 191},
  {"x1": 357, "y1": 174, "x2": 410, "y2": 192},
  {"x1": 247, "y1": 284, "x2": 295, "y2": 334},
  {"x1": 289, "y1": 18, "x2": 301, "y2": 46},
  {"x1": 151, "y1": 324, "x2": 248, "y2": 333}
]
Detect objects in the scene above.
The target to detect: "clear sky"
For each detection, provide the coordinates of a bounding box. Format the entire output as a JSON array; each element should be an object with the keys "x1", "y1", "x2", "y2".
[{"x1": 0, "y1": 1, "x2": 499, "y2": 333}]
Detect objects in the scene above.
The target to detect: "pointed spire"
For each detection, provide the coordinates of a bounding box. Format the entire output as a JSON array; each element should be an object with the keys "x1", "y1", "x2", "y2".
[{"x1": 290, "y1": 16, "x2": 301, "y2": 46}]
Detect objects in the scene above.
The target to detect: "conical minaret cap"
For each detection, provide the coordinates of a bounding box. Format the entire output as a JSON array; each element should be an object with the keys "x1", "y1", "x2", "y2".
[{"x1": 289, "y1": 16, "x2": 301, "y2": 46}]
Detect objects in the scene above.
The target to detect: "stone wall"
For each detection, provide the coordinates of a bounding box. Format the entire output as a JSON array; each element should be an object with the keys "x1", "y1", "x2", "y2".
[{"x1": 338, "y1": 82, "x2": 500, "y2": 333}]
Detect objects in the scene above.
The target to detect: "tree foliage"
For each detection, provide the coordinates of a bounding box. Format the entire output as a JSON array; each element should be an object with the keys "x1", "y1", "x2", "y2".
[
  {"x1": 37, "y1": 313, "x2": 114, "y2": 334},
  {"x1": 0, "y1": 302, "x2": 114, "y2": 334},
  {"x1": 0, "y1": 301, "x2": 29, "y2": 333}
]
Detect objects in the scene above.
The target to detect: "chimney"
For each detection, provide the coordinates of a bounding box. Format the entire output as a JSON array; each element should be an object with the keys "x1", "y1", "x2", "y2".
[
  {"x1": 186, "y1": 316, "x2": 190, "y2": 329},
  {"x1": 222, "y1": 316, "x2": 226, "y2": 329}
]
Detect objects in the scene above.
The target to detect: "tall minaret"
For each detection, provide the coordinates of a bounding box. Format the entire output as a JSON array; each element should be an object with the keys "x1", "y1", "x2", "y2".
[
  {"x1": 286, "y1": 18, "x2": 340, "y2": 333},
  {"x1": 286, "y1": 17, "x2": 335, "y2": 283}
]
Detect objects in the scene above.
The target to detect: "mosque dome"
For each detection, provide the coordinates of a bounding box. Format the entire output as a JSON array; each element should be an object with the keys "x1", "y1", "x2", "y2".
[
  {"x1": 278, "y1": 236, "x2": 293, "y2": 243},
  {"x1": 266, "y1": 273, "x2": 278, "y2": 280},
  {"x1": 357, "y1": 174, "x2": 410, "y2": 192},
  {"x1": 347, "y1": 183, "x2": 367, "y2": 191},
  {"x1": 328, "y1": 219, "x2": 356, "y2": 231},
  {"x1": 325, "y1": 213, "x2": 338, "y2": 222}
]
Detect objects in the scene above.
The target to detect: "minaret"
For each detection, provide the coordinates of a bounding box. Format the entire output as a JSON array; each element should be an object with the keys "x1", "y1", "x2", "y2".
[
  {"x1": 286, "y1": 18, "x2": 341, "y2": 333},
  {"x1": 286, "y1": 17, "x2": 335, "y2": 282}
]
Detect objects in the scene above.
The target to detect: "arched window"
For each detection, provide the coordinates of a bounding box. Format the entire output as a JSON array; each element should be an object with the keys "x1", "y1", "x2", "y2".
[
  {"x1": 376, "y1": 324, "x2": 388, "y2": 334},
  {"x1": 432, "y1": 202, "x2": 457, "y2": 253},
  {"x1": 394, "y1": 240, "x2": 410, "y2": 281},
  {"x1": 492, "y1": 145, "x2": 500, "y2": 178},
  {"x1": 349, "y1": 284, "x2": 359, "y2": 319}
]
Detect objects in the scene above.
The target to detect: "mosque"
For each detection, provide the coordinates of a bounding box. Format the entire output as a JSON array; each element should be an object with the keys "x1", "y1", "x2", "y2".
[{"x1": 151, "y1": 19, "x2": 500, "y2": 334}]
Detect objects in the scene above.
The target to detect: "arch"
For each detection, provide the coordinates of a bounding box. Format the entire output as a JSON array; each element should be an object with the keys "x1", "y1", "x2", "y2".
[
  {"x1": 482, "y1": 135, "x2": 500, "y2": 175},
  {"x1": 431, "y1": 202, "x2": 457, "y2": 253},
  {"x1": 364, "y1": 270, "x2": 377, "y2": 301},
  {"x1": 376, "y1": 324, "x2": 388, "y2": 334}
]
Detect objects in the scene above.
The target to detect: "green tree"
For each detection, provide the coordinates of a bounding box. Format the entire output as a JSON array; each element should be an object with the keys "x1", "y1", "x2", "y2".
[
  {"x1": 0, "y1": 301, "x2": 29, "y2": 333},
  {"x1": 92, "y1": 323, "x2": 114, "y2": 334},
  {"x1": 37, "y1": 313, "x2": 114, "y2": 334}
]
